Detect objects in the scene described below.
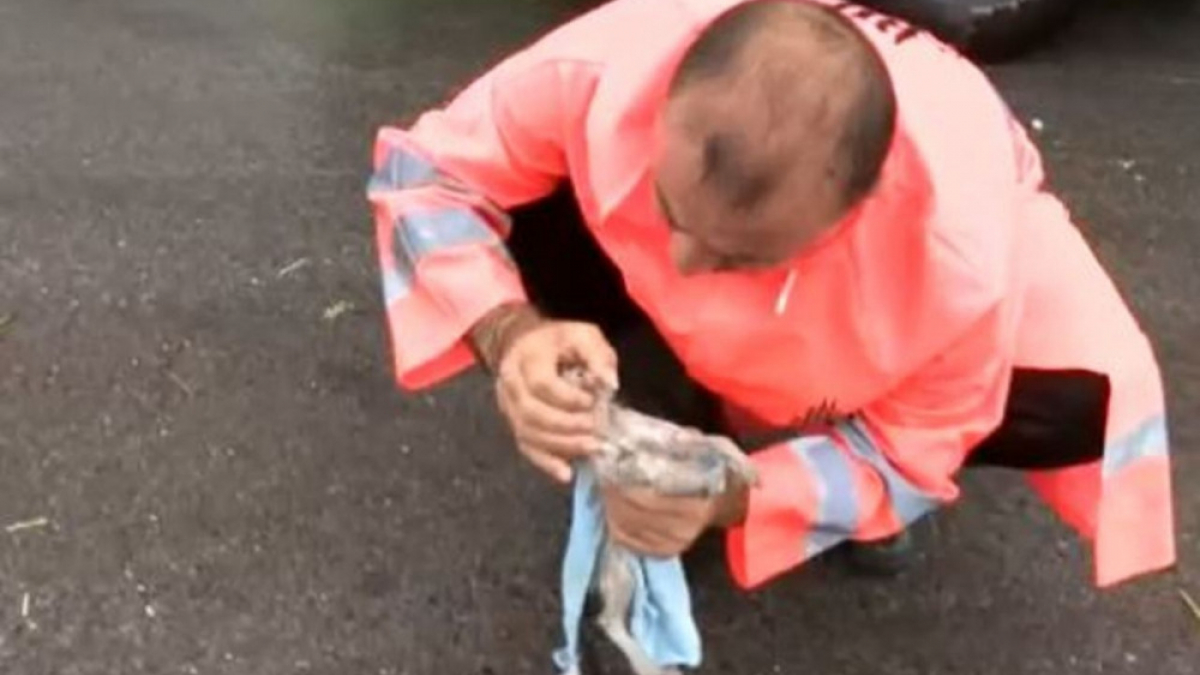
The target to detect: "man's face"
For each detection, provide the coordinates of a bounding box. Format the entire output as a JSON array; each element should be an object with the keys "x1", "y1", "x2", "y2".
[{"x1": 653, "y1": 89, "x2": 848, "y2": 276}]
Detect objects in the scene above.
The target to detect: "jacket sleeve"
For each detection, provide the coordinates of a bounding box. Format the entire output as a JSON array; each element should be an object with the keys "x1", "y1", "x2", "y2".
[
  {"x1": 726, "y1": 297, "x2": 1019, "y2": 590},
  {"x1": 366, "y1": 46, "x2": 601, "y2": 390}
]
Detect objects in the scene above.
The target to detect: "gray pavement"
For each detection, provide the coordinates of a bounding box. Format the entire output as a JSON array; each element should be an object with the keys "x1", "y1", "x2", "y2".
[{"x1": 0, "y1": 0, "x2": 1196, "y2": 673}]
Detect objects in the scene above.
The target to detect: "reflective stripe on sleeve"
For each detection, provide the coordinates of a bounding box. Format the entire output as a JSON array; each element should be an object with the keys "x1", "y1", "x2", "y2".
[{"x1": 838, "y1": 418, "x2": 942, "y2": 528}]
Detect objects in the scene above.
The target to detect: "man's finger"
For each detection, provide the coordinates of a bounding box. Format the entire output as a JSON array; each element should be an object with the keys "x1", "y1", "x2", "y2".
[
  {"x1": 522, "y1": 355, "x2": 596, "y2": 411},
  {"x1": 610, "y1": 521, "x2": 684, "y2": 558},
  {"x1": 614, "y1": 486, "x2": 708, "y2": 517},
  {"x1": 603, "y1": 485, "x2": 672, "y2": 521},
  {"x1": 520, "y1": 444, "x2": 574, "y2": 484},
  {"x1": 519, "y1": 390, "x2": 602, "y2": 437},
  {"x1": 562, "y1": 325, "x2": 619, "y2": 389},
  {"x1": 516, "y1": 428, "x2": 600, "y2": 459},
  {"x1": 603, "y1": 489, "x2": 696, "y2": 553}
]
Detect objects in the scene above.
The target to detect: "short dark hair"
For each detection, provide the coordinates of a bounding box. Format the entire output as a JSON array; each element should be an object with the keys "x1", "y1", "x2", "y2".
[{"x1": 669, "y1": 0, "x2": 896, "y2": 213}]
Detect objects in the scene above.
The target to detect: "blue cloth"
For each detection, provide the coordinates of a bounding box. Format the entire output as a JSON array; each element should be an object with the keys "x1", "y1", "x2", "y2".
[{"x1": 552, "y1": 463, "x2": 703, "y2": 674}]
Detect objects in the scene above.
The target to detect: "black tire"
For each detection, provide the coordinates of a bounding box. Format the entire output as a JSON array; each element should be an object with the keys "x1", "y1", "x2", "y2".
[{"x1": 859, "y1": 0, "x2": 1084, "y2": 62}]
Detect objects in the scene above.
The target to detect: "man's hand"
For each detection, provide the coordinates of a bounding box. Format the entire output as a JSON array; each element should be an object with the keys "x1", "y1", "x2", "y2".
[
  {"x1": 601, "y1": 481, "x2": 750, "y2": 558},
  {"x1": 471, "y1": 303, "x2": 619, "y2": 484}
]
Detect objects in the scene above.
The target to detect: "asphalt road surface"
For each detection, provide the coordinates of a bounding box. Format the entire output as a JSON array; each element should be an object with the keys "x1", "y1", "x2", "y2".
[{"x1": 0, "y1": 1, "x2": 1196, "y2": 674}]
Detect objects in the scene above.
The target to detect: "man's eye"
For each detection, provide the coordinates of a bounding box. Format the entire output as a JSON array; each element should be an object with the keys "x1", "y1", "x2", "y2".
[
  {"x1": 722, "y1": 255, "x2": 775, "y2": 271},
  {"x1": 716, "y1": 256, "x2": 751, "y2": 271}
]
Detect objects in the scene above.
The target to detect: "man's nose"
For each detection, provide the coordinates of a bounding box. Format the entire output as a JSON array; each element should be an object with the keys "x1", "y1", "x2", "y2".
[{"x1": 669, "y1": 233, "x2": 715, "y2": 276}]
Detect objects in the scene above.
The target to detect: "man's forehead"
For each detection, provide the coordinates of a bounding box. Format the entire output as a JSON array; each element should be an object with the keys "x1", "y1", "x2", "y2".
[{"x1": 655, "y1": 176, "x2": 811, "y2": 256}]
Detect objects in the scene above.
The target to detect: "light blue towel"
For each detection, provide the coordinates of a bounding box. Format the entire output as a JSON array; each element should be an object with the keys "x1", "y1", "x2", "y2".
[{"x1": 552, "y1": 463, "x2": 703, "y2": 674}]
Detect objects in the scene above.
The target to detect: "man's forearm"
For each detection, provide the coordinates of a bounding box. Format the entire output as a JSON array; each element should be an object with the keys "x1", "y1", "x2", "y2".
[{"x1": 468, "y1": 301, "x2": 546, "y2": 373}]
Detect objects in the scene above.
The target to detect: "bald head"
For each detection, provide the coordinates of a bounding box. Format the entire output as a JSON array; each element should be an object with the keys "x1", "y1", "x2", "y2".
[{"x1": 653, "y1": 1, "x2": 895, "y2": 274}]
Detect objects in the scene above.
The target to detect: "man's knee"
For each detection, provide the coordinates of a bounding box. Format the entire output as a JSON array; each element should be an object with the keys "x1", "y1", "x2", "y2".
[{"x1": 968, "y1": 367, "x2": 1110, "y2": 470}]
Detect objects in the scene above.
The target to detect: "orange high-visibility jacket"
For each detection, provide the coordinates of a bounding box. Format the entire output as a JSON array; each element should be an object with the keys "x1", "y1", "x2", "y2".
[{"x1": 366, "y1": 0, "x2": 1175, "y2": 589}]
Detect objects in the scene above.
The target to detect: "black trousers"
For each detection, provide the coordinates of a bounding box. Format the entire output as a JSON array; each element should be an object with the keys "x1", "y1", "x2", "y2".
[{"x1": 504, "y1": 186, "x2": 1110, "y2": 471}]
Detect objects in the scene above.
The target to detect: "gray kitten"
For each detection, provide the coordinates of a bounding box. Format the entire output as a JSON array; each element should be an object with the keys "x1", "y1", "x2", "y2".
[{"x1": 561, "y1": 367, "x2": 759, "y2": 675}]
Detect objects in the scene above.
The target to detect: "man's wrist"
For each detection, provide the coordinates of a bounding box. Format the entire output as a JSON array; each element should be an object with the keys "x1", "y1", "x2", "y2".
[
  {"x1": 469, "y1": 301, "x2": 544, "y2": 373},
  {"x1": 711, "y1": 482, "x2": 750, "y2": 529}
]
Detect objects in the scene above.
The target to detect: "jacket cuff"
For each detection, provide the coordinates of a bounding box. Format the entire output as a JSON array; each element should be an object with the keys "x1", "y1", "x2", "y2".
[
  {"x1": 386, "y1": 246, "x2": 528, "y2": 390},
  {"x1": 725, "y1": 443, "x2": 816, "y2": 590}
]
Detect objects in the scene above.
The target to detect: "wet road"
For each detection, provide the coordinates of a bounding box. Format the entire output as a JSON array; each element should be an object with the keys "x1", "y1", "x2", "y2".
[{"x1": 0, "y1": 0, "x2": 1196, "y2": 673}]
